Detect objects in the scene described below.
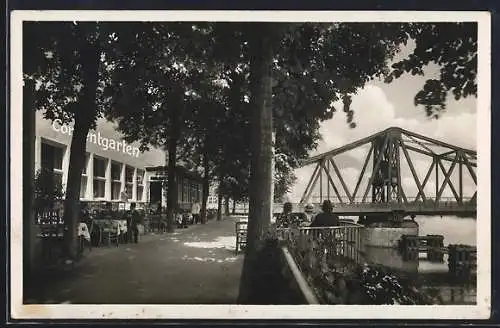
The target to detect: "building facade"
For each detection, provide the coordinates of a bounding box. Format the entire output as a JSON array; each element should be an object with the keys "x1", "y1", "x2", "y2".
[
  {"x1": 146, "y1": 166, "x2": 203, "y2": 212},
  {"x1": 35, "y1": 112, "x2": 202, "y2": 209}
]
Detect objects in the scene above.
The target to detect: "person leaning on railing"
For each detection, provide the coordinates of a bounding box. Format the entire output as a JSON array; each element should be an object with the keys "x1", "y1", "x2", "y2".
[{"x1": 310, "y1": 200, "x2": 340, "y2": 227}]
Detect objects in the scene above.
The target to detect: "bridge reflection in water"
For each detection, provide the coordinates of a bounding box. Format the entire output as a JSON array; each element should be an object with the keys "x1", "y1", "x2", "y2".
[{"x1": 275, "y1": 224, "x2": 476, "y2": 305}]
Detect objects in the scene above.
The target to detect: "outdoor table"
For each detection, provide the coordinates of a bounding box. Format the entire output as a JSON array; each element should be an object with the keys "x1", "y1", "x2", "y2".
[
  {"x1": 92, "y1": 219, "x2": 127, "y2": 246},
  {"x1": 37, "y1": 223, "x2": 90, "y2": 240},
  {"x1": 149, "y1": 215, "x2": 166, "y2": 233},
  {"x1": 78, "y1": 222, "x2": 91, "y2": 242},
  {"x1": 117, "y1": 219, "x2": 128, "y2": 235},
  {"x1": 37, "y1": 222, "x2": 91, "y2": 263},
  {"x1": 93, "y1": 219, "x2": 127, "y2": 235}
]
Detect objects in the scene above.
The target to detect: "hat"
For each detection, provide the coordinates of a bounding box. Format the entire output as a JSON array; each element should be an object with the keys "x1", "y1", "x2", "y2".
[{"x1": 305, "y1": 204, "x2": 314, "y2": 212}]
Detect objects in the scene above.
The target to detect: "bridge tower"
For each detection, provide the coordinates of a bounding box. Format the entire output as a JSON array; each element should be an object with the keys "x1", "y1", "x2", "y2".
[
  {"x1": 371, "y1": 130, "x2": 401, "y2": 204},
  {"x1": 369, "y1": 129, "x2": 407, "y2": 223}
]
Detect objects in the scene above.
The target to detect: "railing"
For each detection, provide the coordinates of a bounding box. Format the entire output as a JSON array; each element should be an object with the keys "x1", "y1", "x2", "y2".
[
  {"x1": 277, "y1": 197, "x2": 476, "y2": 215},
  {"x1": 308, "y1": 196, "x2": 474, "y2": 206},
  {"x1": 273, "y1": 223, "x2": 365, "y2": 277},
  {"x1": 36, "y1": 208, "x2": 64, "y2": 225}
]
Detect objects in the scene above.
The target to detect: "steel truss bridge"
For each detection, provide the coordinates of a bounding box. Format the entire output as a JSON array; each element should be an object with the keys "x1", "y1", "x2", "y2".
[{"x1": 298, "y1": 127, "x2": 477, "y2": 218}]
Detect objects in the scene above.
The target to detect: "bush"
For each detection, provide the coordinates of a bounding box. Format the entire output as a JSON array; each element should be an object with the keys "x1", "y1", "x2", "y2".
[{"x1": 33, "y1": 168, "x2": 64, "y2": 212}]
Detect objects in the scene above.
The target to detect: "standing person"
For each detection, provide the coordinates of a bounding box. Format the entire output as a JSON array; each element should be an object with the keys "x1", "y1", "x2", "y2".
[
  {"x1": 310, "y1": 200, "x2": 340, "y2": 227},
  {"x1": 127, "y1": 202, "x2": 140, "y2": 243},
  {"x1": 191, "y1": 200, "x2": 201, "y2": 224},
  {"x1": 276, "y1": 202, "x2": 293, "y2": 228}
]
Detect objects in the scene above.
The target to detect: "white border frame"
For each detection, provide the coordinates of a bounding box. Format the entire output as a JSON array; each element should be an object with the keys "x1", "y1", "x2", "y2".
[{"x1": 10, "y1": 10, "x2": 491, "y2": 320}]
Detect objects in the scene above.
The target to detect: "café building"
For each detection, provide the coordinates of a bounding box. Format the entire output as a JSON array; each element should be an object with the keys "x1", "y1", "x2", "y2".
[{"x1": 35, "y1": 111, "x2": 203, "y2": 209}]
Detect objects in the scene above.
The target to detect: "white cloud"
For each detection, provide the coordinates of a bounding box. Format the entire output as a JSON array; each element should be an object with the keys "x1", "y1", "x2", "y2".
[{"x1": 287, "y1": 84, "x2": 477, "y2": 203}]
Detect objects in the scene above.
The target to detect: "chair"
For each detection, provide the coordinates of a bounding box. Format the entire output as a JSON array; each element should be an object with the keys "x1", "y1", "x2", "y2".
[
  {"x1": 142, "y1": 216, "x2": 152, "y2": 234},
  {"x1": 90, "y1": 221, "x2": 104, "y2": 247},
  {"x1": 101, "y1": 221, "x2": 119, "y2": 247},
  {"x1": 235, "y1": 222, "x2": 247, "y2": 253}
]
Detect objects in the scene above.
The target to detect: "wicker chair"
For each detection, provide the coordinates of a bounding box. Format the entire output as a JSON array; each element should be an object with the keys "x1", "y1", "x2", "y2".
[{"x1": 101, "y1": 221, "x2": 119, "y2": 247}]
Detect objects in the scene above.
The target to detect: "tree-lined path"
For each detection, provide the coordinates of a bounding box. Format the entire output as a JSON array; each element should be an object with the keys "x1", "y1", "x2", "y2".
[{"x1": 25, "y1": 217, "x2": 243, "y2": 304}]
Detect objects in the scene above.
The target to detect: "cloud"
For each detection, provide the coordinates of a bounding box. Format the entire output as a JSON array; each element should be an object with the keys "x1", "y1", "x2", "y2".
[{"x1": 286, "y1": 84, "x2": 477, "y2": 203}]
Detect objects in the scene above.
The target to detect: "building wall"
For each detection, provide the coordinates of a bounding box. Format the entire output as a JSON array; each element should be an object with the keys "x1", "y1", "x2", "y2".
[
  {"x1": 148, "y1": 168, "x2": 204, "y2": 211},
  {"x1": 35, "y1": 112, "x2": 165, "y2": 203}
]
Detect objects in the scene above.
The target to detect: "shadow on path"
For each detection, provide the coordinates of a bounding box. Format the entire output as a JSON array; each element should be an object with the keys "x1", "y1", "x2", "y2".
[{"x1": 24, "y1": 217, "x2": 244, "y2": 304}]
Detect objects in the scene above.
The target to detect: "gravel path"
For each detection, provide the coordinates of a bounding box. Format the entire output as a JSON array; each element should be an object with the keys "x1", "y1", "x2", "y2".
[{"x1": 24, "y1": 217, "x2": 244, "y2": 304}]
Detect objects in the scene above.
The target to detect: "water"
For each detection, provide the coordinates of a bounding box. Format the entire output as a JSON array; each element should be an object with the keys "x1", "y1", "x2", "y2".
[
  {"x1": 415, "y1": 216, "x2": 476, "y2": 246},
  {"x1": 363, "y1": 216, "x2": 477, "y2": 305}
]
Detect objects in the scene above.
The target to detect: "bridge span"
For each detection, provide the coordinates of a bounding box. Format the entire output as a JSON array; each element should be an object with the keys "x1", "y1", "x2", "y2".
[{"x1": 297, "y1": 127, "x2": 477, "y2": 218}]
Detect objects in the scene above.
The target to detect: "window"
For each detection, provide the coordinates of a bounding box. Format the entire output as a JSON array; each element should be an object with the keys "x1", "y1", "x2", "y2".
[
  {"x1": 93, "y1": 156, "x2": 106, "y2": 199},
  {"x1": 111, "y1": 162, "x2": 122, "y2": 200},
  {"x1": 41, "y1": 142, "x2": 64, "y2": 188},
  {"x1": 111, "y1": 162, "x2": 121, "y2": 180},
  {"x1": 80, "y1": 153, "x2": 89, "y2": 199},
  {"x1": 125, "y1": 166, "x2": 134, "y2": 200},
  {"x1": 80, "y1": 176, "x2": 87, "y2": 199},
  {"x1": 136, "y1": 169, "x2": 144, "y2": 201}
]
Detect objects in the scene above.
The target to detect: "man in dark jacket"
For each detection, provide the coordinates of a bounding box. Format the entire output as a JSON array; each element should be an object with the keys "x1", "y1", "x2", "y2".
[
  {"x1": 310, "y1": 200, "x2": 340, "y2": 227},
  {"x1": 127, "y1": 202, "x2": 140, "y2": 243}
]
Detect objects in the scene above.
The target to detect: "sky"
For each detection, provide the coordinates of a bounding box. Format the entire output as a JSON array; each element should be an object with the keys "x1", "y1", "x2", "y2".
[{"x1": 285, "y1": 45, "x2": 478, "y2": 204}]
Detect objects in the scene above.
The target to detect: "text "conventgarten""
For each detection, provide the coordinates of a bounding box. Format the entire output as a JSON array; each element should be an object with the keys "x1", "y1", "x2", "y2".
[{"x1": 52, "y1": 119, "x2": 141, "y2": 158}]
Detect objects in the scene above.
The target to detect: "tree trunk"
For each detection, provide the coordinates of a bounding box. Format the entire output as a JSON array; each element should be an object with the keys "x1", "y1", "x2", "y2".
[
  {"x1": 200, "y1": 150, "x2": 209, "y2": 224},
  {"x1": 217, "y1": 178, "x2": 223, "y2": 221},
  {"x1": 232, "y1": 200, "x2": 236, "y2": 215},
  {"x1": 166, "y1": 93, "x2": 183, "y2": 233},
  {"x1": 62, "y1": 30, "x2": 100, "y2": 261},
  {"x1": 165, "y1": 142, "x2": 177, "y2": 233},
  {"x1": 224, "y1": 195, "x2": 230, "y2": 216},
  {"x1": 23, "y1": 79, "x2": 36, "y2": 277},
  {"x1": 238, "y1": 24, "x2": 276, "y2": 304}
]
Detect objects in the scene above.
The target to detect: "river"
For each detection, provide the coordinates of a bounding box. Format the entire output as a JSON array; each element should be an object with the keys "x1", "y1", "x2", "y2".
[
  {"x1": 415, "y1": 216, "x2": 476, "y2": 246},
  {"x1": 365, "y1": 216, "x2": 477, "y2": 305}
]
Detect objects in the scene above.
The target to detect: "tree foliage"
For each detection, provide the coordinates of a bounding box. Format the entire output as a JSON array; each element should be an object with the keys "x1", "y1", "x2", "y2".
[
  {"x1": 25, "y1": 20, "x2": 477, "y2": 268},
  {"x1": 25, "y1": 21, "x2": 112, "y2": 259},
  {"x1": 385, "y1": 22, "x2": 477, "y2": 117}
]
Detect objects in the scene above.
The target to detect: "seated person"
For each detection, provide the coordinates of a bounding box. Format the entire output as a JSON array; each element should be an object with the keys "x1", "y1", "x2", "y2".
[
  {"x1": 304, "y1": 204, "x2": 315, "y2": 224},
  {"x1": 79, "y1": 203, "x2": 92, "y2": 225},
  {"x1": 310, "y1": 200, "x2": 340, "y2": 227},
  {"x1": 175, "y1": 210, "x2": 183, "y2": 228},
  {"x1": 276, "y1": 202, "x2": 293, "y2": 228}
]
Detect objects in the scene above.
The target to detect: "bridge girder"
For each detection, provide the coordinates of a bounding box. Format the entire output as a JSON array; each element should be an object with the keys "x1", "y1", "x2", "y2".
[{"x1": 298, "y1": 127, "x2": 477, "y2": 216}]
